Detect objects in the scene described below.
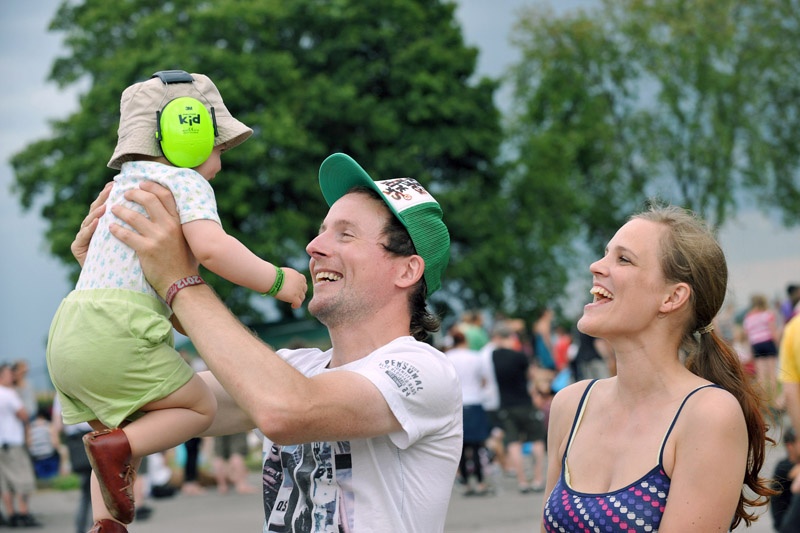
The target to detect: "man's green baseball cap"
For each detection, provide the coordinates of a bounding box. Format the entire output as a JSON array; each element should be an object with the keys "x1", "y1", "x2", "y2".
[{"x1": 318, "y1": 153, "x2": 450, "y2": 294}]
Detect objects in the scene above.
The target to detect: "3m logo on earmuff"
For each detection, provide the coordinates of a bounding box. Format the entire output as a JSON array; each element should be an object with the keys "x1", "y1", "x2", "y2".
[{"x1": 152, "y1": 70, "x2": 218, "y2": 169}]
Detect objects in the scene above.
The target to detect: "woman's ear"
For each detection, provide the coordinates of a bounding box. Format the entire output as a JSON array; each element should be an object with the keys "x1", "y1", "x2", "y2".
[{"x1": 659, "y1": 282, "x2": 691, "y2": 315}]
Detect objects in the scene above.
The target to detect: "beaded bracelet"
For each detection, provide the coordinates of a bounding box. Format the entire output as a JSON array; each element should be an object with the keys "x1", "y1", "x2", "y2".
[
  {"x1": 165, "y1": 275, "x2": 206, "y2": 307},
  {"x1": 264, "y1": 266, "x2": 285, "y2": 297}
]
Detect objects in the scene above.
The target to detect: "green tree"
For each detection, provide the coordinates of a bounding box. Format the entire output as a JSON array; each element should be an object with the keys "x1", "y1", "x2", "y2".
[
  {"x1": 507, "y1": 0, "x2": 800, "y2": 260},
  {"x1": 613, "y1": 0, "x2": 800, "y2": 226},
  {"x1": 503, "y1": 4, "x2": 648, "y2": 312},
  {"x1": 11, "y1": 0, "x2": 504, "y2": 323}
]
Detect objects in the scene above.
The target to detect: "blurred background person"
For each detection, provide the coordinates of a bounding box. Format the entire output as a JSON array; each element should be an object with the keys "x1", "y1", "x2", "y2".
[
  {"x1": 532, "y1": 309, "x2": 555, "y2": 371},
  {"x1": 11, "y1": 360, "x2": 36, "y2": 422},
  {"x1": 52, "y1": 396, "x2": 93, "y2": 533},
  {"x1": 180, "y1": 437, "x2": 207, "y2": 496},
  {"x1": 573, "y1": 331, "x2": 613, "y2": 381},
  {"x1": 28, "y1": 405, "x2": 60, "y2": 482},
  {"x1": 771, "y1": 427, "x2": 800, "y2": 532},
  {"x1": 0, "y1": 363, "x2": 41, "y2": 527},
  {"x1": 213, "y1": 432, "x2": 257, "y2": 495},
  {"x1": 458, "y1": 310, "x2": 490, "y2": 352},
  {"x1": 743, "y1": 293, "x2": 781, "y2": 404},
  {"x1": 781, "y1": 284, "x2": 800, "y2": 325},
  {"x1": 446, "y1": 327, "x2": 492, "y2": 496},
  {"x1": 489, "y1": 323, "x2": 546, "y2": 493}
]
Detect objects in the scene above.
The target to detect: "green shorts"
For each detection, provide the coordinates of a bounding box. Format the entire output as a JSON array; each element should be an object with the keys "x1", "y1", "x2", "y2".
[{"x1": 46, "y1": 289, "x2": 195, "y2": 428}]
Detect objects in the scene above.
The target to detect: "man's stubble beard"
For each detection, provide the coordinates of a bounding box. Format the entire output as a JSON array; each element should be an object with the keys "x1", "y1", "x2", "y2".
[{"x1": 309, "y1": 287, "x2": 372, "y2": 331}]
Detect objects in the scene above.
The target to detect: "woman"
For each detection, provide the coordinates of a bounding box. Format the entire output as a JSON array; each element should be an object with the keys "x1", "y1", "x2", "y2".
[
  {"x1": 542, "y1": 205, "x2": 773, "y2": 532},
  {"x1": 743, "y1": 293, "x2": 781, "y2": 403}
]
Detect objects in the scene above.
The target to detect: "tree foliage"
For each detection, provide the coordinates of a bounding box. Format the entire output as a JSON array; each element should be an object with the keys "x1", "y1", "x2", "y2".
[
  {"x1": 505, "y1": 5, "x2": 648, "y2": 310},
  {"x1": 11, "y1": 0, "x2": 505, "y2": 322},
  {"x1": 506, "y1": 0, "x2": 800, "y2": 265},
  {"x1": 18, "y1": 0, "x2": 800, "y2": 326}
]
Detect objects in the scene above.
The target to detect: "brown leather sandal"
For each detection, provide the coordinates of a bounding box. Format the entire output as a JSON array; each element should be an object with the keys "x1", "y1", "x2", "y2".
[
  {"x1": 84, "y1": 428, "x2": 136, "y2": 524},
  {"x1": 87, "y1": 518, "x2": 128, "y2": 532}
]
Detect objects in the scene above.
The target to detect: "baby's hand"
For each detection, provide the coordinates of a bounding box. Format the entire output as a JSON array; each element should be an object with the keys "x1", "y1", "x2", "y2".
[{"x1": 276, "y1": 267, "x2": 308, "y2": 309}]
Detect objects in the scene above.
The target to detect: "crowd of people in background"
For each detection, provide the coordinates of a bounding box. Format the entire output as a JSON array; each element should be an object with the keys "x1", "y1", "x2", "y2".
[
  {"x1": 0, "y1": 353, "x2": 265, "y2": 531},
  {"x1": 441, "y1": 309, "x2": 616, "y2": 502},
  {"x1": 439, "y1": 278, "x2": 800, "y2": 531},
  {"x1": 7, "y1": 278, "x2": 800, "y2": 530}
]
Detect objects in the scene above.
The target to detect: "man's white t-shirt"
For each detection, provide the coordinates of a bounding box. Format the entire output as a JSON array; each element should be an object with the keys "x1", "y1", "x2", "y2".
[{"x1": 262, "y1": 336, "x2": 463, "y2": 533}]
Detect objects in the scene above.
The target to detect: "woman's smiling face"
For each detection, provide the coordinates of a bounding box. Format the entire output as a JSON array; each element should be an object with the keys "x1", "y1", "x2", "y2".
[{"x1": 578, "y1": 218, "x2": 672, "y2": 340}]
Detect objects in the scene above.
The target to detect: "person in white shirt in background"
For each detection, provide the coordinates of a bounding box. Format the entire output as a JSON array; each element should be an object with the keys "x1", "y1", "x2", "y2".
[
  {"x1": 446, "y1": 326, "x2": 493, "y2": 496},
  {"x1": 0, "y1": 363, "x2": 41, "y2": 527}
]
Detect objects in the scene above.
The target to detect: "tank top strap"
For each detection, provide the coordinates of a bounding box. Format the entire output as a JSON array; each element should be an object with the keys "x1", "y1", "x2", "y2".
[
  {"x1": 562, "y1": 379, "x2": 600, "y2": 470},
  {"x1": 657, "y1": 383, "x2": 722, "y2": 465}
]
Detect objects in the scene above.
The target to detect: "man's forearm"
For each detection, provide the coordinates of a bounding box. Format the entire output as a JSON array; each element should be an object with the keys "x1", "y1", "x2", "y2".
[{"x1": 169, "y1": 283, "x2": 306, "y2": 438}]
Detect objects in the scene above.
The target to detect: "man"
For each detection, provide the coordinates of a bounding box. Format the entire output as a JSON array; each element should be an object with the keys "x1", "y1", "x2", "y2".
[
  {"x1": 445, "y1": 327, "x2": 491, "y2": 496},
  {"x1": 771, "y1": 428, "x2": 800, "y2": 532},
  {"x1": 782, "y1": 284, "x2": 800, "y2": 324},
  {"x1": 457, "y1": 310, "x2": 489, "y2": 351},
  {"x1": 73, "y1": 153, "x2": 462, "y2": 532},
  {"x1": 781, "y1": 313, "x2": 800, "y2": 452},
  {"x1": 487, "y1": 323, "x2": 546, "y2": 494},
  {"x1": 778, "y1": 312, "x2": 800, "y2": 533},
  {"x1": 572, "y1": 331, "x2": 613, "y2": 381},
  {"x1": 11, "y1": 361, "x2": 36, "y2": 421},
  {"x1": 0, "y1": 364, "x2": 42, "y2": 527},
  {"x1": 52, "y1": 397, "x2": 95, "y2": 533}
]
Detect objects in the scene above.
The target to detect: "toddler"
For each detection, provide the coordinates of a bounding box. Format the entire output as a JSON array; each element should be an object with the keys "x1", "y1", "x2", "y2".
[{"x1": 46, "y1": 70, "x2": 306, "y2": 531}]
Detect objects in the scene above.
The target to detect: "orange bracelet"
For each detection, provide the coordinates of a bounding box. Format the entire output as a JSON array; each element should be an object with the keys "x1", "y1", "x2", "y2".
[{"x1": 165, "y1": 275, "x2": 206, "y2": 307}]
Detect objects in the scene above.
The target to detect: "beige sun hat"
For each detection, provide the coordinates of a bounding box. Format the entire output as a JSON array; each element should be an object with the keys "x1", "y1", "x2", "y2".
[{"x1": 108, "y1": 71, "x2": 253, "y2": 169}]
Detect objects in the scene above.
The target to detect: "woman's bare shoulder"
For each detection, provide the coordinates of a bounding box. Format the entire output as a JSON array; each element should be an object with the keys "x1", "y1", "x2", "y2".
[
  {"x1": 550, "y1": 379, "x2": 603, "y2": 424},
  {"x1": 678, "y1": 384, "x2": 745, "y2": 432}
]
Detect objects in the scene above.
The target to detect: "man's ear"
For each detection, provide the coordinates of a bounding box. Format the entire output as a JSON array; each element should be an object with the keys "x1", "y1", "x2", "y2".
[
  {"x1": 659, "y1": 282, "x2": 691, "y2": 315},
  {"x1": 396, "y1": 255, "x2": 425, "y2": 289}
]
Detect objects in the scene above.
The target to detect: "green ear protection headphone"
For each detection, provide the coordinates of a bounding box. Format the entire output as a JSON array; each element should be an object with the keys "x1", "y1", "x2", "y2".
[{"x1": 152, "y1": 70, "x2": 219, "y2": 168}]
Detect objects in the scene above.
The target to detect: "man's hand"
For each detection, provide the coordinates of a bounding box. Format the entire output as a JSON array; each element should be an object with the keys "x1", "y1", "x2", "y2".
[
  {"x1": 71, "y1": 183, "x2": 113, "y2": 267},
  {"x1": 109, "y1": 181, "x2": 199, "y2": 299}
]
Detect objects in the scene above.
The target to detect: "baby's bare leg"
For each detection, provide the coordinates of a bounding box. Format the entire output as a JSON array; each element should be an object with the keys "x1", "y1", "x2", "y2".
[{"x1": 123, "y1": 374, "x2": 217, "y2": 458}]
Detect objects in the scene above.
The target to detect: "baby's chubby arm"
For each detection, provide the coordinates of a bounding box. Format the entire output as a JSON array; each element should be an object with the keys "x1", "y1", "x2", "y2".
[{"x1": 182, "y1": 219, "x2": 307, "y2": 308}]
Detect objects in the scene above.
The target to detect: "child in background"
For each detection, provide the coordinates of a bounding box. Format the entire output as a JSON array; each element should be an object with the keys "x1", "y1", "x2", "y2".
[
  {"x1": 46, "y1": 70, "x2": 306, "y2": 531},
  {"x1": 28, "y1": 407, "x2": 60, "y2": 481}
]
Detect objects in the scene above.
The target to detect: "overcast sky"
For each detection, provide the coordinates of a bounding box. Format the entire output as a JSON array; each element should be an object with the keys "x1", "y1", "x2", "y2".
[{"x1": 1, "y1": 0, "x2": 798, "y2": 389}]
